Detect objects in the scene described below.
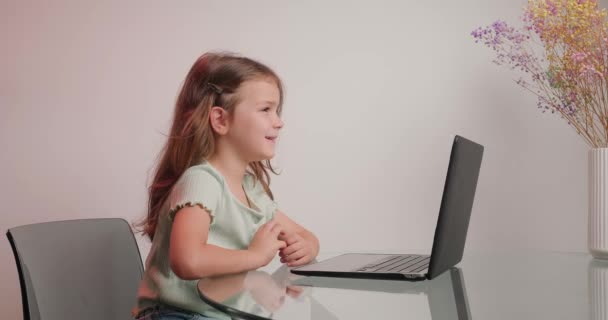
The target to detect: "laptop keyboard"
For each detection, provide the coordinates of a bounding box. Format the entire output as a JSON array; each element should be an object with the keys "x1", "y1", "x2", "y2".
[{"x1": 354, "y1": 255, "x2": 430, "y2": 274}]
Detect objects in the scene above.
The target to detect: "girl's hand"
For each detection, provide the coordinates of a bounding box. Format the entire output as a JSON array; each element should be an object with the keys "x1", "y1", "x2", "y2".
[
  {"x1": 278, "y1": 232, "x2": 315, "y2": 267},
  {"x1": 248, "y1": 220, "x2": 287, "y2": 268}
]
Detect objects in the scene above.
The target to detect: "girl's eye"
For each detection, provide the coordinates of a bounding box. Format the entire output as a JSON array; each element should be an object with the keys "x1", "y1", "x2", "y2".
[{"x1": 262, "y1": 107, "x2": 271, "y2": 112}]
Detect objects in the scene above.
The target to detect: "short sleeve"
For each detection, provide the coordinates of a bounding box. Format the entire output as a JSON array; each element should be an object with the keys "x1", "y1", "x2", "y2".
[
  {"x1": 167, "y1": 167, "x2": 223, "y2": 221},
  {"x1": 245, "y1": 174, "x2": 279, "y2": 219}
]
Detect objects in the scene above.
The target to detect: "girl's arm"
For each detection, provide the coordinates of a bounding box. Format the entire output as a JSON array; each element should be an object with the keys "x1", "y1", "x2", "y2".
[{"x1": 169, "y1": 206, "x2": 285, "y2": 279}]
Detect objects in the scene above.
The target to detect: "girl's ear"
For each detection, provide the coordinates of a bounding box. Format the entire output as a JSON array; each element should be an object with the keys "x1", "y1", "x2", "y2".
[{"x1": 209, "y1": 106, "x2": 231, "y2": 135}]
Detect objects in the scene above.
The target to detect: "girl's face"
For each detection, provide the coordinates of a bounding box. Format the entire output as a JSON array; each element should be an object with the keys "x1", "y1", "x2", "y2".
[{"x1": 226, "y1": 79, "x2": 283, "y2": 161}]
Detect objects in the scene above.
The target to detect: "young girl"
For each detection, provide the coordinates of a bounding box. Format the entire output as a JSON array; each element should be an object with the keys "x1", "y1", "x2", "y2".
[{"x1": 133, "y1": 52, "x2": 320, "y2": 320}]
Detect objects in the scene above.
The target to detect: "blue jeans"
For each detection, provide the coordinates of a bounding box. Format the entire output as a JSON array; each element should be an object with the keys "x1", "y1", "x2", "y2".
[{"x1": 134, "y1": 304, "x2": 220, "y2": 320}]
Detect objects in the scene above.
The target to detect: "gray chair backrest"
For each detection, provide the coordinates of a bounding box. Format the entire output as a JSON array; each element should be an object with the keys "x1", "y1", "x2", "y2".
[{"x1": 7, "y1": 218, "x2": 144, "y2": 320}]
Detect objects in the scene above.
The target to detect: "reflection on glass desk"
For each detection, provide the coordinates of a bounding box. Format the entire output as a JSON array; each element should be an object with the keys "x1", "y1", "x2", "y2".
[
  {"x1": 197, "y1": 252, "x2": 608, "y2": 319},
  {"x1": 196, "y1": 254, "x2": 469, "y2": 320}
]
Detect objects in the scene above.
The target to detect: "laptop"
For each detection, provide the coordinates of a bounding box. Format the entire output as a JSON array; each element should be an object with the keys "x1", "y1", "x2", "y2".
[{"x1": 291, "y1": 135, "x2": 484, "y2": 281}]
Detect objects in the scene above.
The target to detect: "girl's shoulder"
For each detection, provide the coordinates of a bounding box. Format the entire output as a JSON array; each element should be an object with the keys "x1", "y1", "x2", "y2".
[
  {"x1": 180, "y1": 161, "x2": 225, "y2": 187},
  {"x1": 166, "y1": 162, "x2": 226, "y2": 220}
]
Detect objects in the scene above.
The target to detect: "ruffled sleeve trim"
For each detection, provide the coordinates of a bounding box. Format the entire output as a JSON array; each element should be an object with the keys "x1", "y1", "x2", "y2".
[{"x1": 168, "y1": 201, "x2": 215, "y2": 223}]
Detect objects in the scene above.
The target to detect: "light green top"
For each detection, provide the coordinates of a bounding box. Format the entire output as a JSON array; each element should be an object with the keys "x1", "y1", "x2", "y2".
[{"x1": 134, "y1": 160, "x2": 278, "y2": 317}]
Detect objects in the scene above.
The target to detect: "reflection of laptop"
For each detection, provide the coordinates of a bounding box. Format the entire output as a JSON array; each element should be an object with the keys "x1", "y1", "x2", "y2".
[
  {"x1": 429, "y1": 268, "x2": 471, "y2": 320},
  {"x1": 293, "y1": 268, "x2": 471, "y2": 320},
  {"x1": 291, "y1": 135, "x2": 484, "y2": 281}
]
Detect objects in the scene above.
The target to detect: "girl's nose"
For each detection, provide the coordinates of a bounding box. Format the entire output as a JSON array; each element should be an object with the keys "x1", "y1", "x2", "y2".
[{"x1": 274, "y1": 116, "x2": 284, "y2": 129}]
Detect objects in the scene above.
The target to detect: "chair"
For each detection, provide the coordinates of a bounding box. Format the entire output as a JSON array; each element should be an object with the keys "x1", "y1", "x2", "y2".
[{"x1": 7, "y1": 218, "x2": 144, "y2": 320}]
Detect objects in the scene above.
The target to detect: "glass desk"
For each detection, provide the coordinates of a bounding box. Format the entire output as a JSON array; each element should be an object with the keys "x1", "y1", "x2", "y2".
[{"x1": 197, "y1": 252, "x2": 605, "y2": 319}]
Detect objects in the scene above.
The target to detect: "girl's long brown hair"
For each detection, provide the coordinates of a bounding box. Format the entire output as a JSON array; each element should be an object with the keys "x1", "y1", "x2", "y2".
[{"x1": 137, "y1": 52, "x2": 284, "y2": 241}]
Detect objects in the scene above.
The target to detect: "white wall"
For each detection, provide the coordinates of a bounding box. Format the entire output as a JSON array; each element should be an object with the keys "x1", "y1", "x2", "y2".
[{"x1": 0, "y1": 0, "x2": 595, "y2": 318}]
